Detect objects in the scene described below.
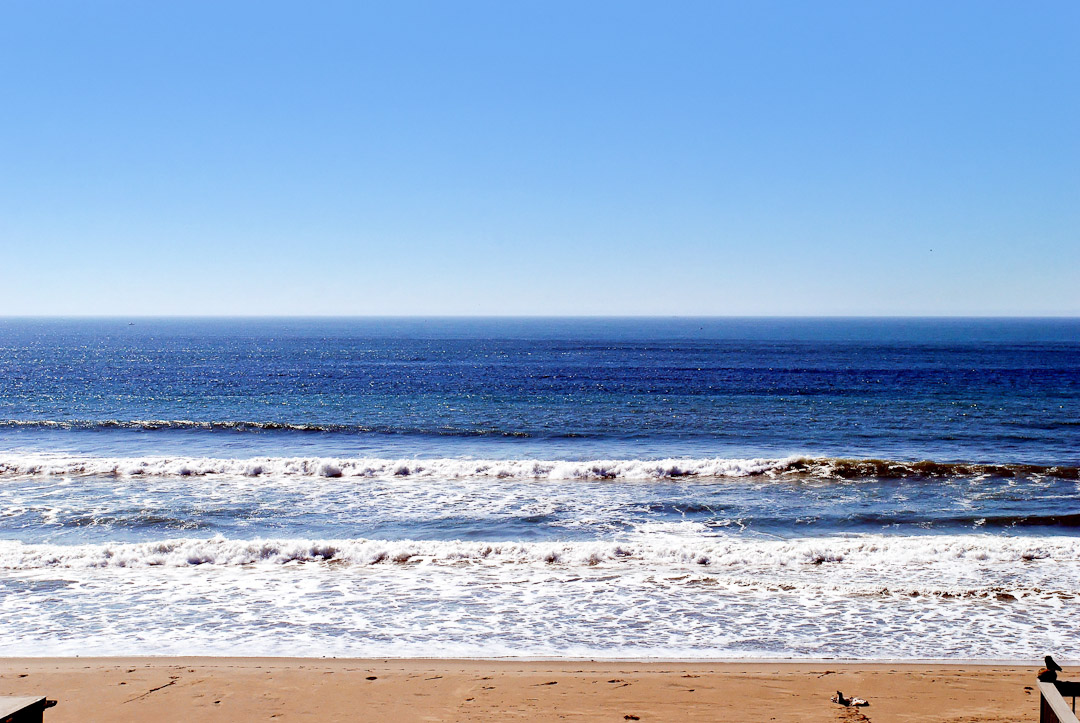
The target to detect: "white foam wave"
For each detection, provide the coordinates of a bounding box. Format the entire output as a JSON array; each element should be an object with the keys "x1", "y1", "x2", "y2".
[
  {"x1": 0, "y1": 454, "x2": 797, "y2": 480},
  {"x1": 4, "y1": 534, "x2": 1078, "y2": 659},
  {"x1": 3, "y1": 534, "x2": 1077, "y2": 578},
  {"x1": 3, "y1": 453, "x2": 1073, "y2": 481}
]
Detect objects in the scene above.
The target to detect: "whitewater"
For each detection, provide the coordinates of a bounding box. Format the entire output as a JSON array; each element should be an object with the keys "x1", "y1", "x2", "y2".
[
  {"x1": 2, "y1": 452, "x2": 1075, "y2": 480},
  {"x1": 2, "y1": 532, "x2": 1077, "y2": 659}
]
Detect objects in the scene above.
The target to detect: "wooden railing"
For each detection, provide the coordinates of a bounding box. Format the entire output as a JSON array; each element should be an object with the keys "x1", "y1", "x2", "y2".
[
  {"x1": 1040, "y1": 681, "x2": 1080, "y2": 723},
  {"x1": 0, "y1": 696, "x2": 56, "y2": 723}
]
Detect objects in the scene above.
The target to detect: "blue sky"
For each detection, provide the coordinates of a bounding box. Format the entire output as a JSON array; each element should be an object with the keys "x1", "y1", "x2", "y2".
[{"x1": 1, "y1": 1, "x2": 1076, "y2": 316}]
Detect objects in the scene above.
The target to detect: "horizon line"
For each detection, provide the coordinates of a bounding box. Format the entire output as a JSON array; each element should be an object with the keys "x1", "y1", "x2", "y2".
[{"x1": 1, "y1": 314, "x2": 1078, "y2": 320}]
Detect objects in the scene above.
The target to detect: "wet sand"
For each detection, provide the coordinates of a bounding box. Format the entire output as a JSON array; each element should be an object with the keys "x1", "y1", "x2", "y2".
[{"x1": 0, "y1": 658, "x2": 1042, "y2": 722}]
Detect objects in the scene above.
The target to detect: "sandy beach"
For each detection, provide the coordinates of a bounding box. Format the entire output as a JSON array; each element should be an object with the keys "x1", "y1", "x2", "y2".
[{"x1": 0, "y1": 658, "x2": 1042, "y2": 722}]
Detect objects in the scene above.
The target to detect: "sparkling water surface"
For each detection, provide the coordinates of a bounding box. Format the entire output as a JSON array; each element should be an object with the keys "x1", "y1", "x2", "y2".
[{"x1": 0, "y1": 318, "x2": 1077, "y2": 659}]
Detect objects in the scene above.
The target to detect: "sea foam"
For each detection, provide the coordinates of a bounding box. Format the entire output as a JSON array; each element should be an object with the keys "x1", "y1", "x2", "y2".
[
  {"x1": 0, "y1": 454, "x2": 795, "y2": 480},
  {"x1": 3, "y1": 534, "x2": 1077, "y2": 576},
  {"x1": 1, "y1": 453, "x2": 1075, "y2": 480}
]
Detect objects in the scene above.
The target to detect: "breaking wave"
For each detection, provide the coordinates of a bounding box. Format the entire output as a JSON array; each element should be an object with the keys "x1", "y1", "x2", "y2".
[
  {"x1": 3, "y1": 534, "x2": 1078, "y2": 573},
  {"x1": 0, "y1": 452, "x2": 1075, "y2": 481}
]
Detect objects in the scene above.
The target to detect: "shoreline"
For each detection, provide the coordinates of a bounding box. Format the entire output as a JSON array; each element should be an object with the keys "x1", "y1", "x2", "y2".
[
  {"x1": 0, "y1": 654, "x2": 1049, "y2": 665},
  {"x1": 0, "y1": 657, "x2": 1044, "y2": 722}
]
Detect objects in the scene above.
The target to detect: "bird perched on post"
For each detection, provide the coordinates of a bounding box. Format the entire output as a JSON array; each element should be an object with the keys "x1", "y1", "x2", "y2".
[{"x1": 1038, "y1": 655, "x2": 1063, "y2": 682}]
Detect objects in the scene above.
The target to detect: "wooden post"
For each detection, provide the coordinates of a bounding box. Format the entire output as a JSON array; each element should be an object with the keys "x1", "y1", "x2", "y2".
[{"x1": 1039, "y1": 681, "x2": 1080, "y2": 723}]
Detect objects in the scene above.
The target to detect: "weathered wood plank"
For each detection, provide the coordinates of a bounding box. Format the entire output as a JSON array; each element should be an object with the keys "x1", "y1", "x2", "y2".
[
  {"x1": 0, "y1": 697, "x2": 45, "y2": 715},
  {"x1": 1039, "y1": 681, "x2": 1080, "y2": 723}
]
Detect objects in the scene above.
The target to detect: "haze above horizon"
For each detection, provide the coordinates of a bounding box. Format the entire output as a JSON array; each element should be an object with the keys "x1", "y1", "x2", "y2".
[{"x1": 1, "y1": 2, "x2": 1077, "y2": 316}]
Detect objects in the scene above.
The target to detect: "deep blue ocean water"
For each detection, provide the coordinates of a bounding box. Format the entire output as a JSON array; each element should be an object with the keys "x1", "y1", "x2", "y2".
[{"x1": 0, "y1": 317, "x2": 1077, "y2": 659}]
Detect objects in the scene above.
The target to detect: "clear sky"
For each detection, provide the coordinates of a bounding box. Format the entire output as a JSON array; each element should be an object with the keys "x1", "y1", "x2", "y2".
[{"x1": 1, "y1": 1, "x2": 1076, "y2": 316}]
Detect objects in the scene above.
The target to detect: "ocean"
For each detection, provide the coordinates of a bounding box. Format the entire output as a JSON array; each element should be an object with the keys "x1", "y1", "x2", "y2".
[{"x1": 0, "y1": 317, "x2": 1077, "y2": 660}]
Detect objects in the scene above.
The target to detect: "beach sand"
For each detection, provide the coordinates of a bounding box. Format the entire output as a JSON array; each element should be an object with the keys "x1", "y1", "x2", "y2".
[{"x1": 0, "y1": 658, "x2": 1042, "y2": 721}]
